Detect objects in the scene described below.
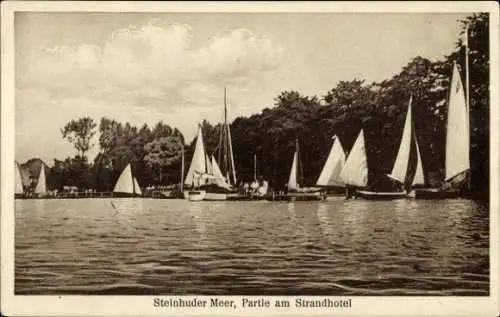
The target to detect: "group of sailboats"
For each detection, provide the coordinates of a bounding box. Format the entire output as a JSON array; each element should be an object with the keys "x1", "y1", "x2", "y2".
[
  {"x1": 311, "y1": 59, "x2": 470, "y2": 200},
  {"x1": 184, "y1": 88, "x2": 239, "y2": 201},
  {"x1": 15, "y1": 44, "x2": 472, "y2": 202}
]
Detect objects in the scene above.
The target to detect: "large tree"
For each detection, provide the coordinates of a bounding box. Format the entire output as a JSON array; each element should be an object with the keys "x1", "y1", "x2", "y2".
[
  {"x1": 143, "y1": 135, "x2": 184, "y2": 185},
  {"x1": 61, "y1": 117, "x2": 97, "y2": 160}
]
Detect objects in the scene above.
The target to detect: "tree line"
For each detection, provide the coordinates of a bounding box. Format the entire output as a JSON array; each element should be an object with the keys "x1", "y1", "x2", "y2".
[{"x1": 32, "y1": 13, "x2": 487, "y2": 198}]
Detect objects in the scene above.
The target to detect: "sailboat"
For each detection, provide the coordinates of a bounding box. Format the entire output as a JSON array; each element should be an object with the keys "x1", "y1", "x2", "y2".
[
  {"x1": 198, "y1": 88, "x2": 239, "y2": 201},
  {"x1": 283, "y1": 139, "x2": 323, "y2": 201},
  {"x1": 34, "y1": 163, "x2": 48, "y2": 197},
  {"x1": 356, "y1": 96, "x2": 424, "y2": 200},
  {"x1": 315, "y1": 135, "x2": 346, "y2": 199},
  {"x1": 113, "y1": 163, "x2": 142, "y2": 197},
  {"x1": 415, "y1": 61, "x2": 470, "y2": 199},
  {"x1": 184, "y1": 124, "x2": 209, "y2": 201},
  {"x1": 338, "y1": 129, "x2": 368, "y2": 198},
  {"x1": 15, "y1": 162, "x2": 25, "y2": 198}
]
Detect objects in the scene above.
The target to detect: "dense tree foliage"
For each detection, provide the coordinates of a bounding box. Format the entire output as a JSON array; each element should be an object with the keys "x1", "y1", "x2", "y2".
[
  {"x1": 23, "y1": 13, "x2": 487, "y2": 198},
  {"x1": 60, "y1": 117, "x2": 97, "y2": 159}
]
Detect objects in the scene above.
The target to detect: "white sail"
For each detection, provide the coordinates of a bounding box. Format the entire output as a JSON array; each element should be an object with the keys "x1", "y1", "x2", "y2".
[
  {"x1": 316, "y1": 136, "x2": 346, "y2": 187},
  {"x1": 287, "y1": 146, "x2": 299, "y2": 191},
  {"x1": 445, "y1": 62, "x2": 470, "y2": 181},
  {"x1": 339, "y1": 129, "x2": 368, "y2": 187},
  {"x1": 227, "y1": 126, "x2": 237, "y2": 185},
  {"x1": 206, "y1": 154, "x2": 213, "y2": 175},
  {"x1": 133, "y1": 177, "x2": 142, "y2": 195},
  {"x1": 15, "y1": 162, "x2": 24, "y2": 194},
  {"x1": 412, "y1": 136, "x2": 425, "y2": 186},
  {"x1": 185, "y1": 125, "x2": 207, "y2": 186},
  {"x1": 211, "y1": 156, "x2": 224, "y2": 180},
  {"x1": 211, "y1": 156, "x2": 231, "y2": 189},
  {"x1": 388, "y1": 97, "x2": 413, "y2": 183},
  {"x1": 35, "y1": 164, "x2": 47, "y2": 194},
  {"x1": 114, "y1": 163, "x2": 134, "y2": 194}
]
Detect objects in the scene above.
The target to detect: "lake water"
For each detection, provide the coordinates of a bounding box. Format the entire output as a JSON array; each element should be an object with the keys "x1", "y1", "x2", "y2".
[{"x1": 15, "y1": 198, "x2": 489, "y2": 295}]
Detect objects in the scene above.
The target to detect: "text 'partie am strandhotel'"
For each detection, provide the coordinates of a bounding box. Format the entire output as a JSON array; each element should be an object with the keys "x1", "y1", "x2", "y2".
[{"x1": 153, "y1": 297, "x2": 352, "y2": 309}]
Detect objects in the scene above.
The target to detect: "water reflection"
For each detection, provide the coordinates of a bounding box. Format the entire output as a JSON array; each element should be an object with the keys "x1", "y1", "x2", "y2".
[
  {"x1": 189, "y1": 202, "x2": 208, "y2": 246},
  {"x1": 316, "y1": 203, "x2": 335, "y2": 245},
  {"x1": 15, "y1": 198, "x2": 489, "y2": 295}
]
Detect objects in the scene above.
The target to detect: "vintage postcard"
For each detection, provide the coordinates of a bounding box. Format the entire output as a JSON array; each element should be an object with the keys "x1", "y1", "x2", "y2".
[{"x1": 1, "y1": 1, "x2": 499, "y2": 316}]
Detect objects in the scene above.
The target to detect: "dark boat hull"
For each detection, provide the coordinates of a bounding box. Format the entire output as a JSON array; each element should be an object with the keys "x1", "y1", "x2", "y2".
[
  {"x1": 266, "y1": 192, "x2": 325, "y2": 201},
  {"x1": 226, "y1": 195, "x2": 267, "y2": 201},
  {"x1": 414, "y1": 188, "x2": 461, "y2": 199},
  {"x1": 113, "y1": 192, "x2": 142, "y2": 198},
  {"x1": 356, "y1": 190, "x2": 408, "y2": 200}
]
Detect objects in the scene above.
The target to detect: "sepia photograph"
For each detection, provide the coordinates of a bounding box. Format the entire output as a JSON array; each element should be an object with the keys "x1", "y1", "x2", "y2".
[{"x1": 1, "y1": 1, "x2": 499, "y2": 316}]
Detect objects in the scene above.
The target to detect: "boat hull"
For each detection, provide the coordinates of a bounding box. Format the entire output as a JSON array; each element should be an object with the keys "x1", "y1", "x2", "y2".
[
  {"x1": 113, "y1": 192, "x2": 142, "y2": 198},
  {"x1": 227, "y1": 195, "x2": 268, "y2": 201},
  {"x1": 187, "y1": 190, "x2": 206, "y2": 201},
  {"x1": 356, "y1": 190, "x2": 408, "y2": 200},
  {"x1": 203, "y1": 192, "x2": 228, "y2": 201},
  {"x1": 267, "y1": 192, "x2": 324, "y2": 201},
  {"x1": 324, "y1": 193, "x2": 345, "y2": 201},
  {"x1": 414, "y1": 188, "x2": 461, "y2": 199}
]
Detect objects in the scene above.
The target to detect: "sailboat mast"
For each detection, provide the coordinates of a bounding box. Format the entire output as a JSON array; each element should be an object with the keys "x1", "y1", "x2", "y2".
[
  {"x1": 296, "y1": 138, "x2": 303, "y2": 187},
  {"x1": 465, "y1": 25, "x2": 471, "y2": 191},
  {"x1": 180, "y1": 143, "x2": 185, "y2": 192},
  {"x1": 131, "y1": 164, "x2": 136, "y2": 195},
  {"x1": 224, "y1": 87, "x2": 227, "y2": 127},
  {"x1": 254, "y1": 154, "x2": 257, "y2": 181},
  {"x1": 222, "y1": 88, "x2": 228, "y2": 178}
]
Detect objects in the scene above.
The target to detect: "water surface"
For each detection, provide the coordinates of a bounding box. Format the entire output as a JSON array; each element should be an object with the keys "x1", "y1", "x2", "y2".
[{"x1": 15, "y1": 198, "x2": 489, "y2": 295}]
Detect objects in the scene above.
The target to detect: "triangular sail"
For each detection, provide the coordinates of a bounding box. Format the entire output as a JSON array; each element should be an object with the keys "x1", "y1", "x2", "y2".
[
  {"x1": 211, "y1": 156, "x2": 231, "y2": 189},
  {"x1": 133, "y1": 177, "x2": 142, "y2": 196},
  {"x1": 445, "y1": 62, "x2": 470, "y2": 181},
  {"x1": 287, "y1": 142, "x2": 299, "y2": 191},
  {"x1": 206, "y1": 154, "x2": 213, "y2": 175},
  {"x1": 412, "y1": 136, "x2": 425, "y2": 186},
  {"x1": 339, "y1": 129, "x2": 368, "y2": 187},
  {"x1": 114, "y1": 163, "x2": 134, "y2": 193},
  {"x1": 227, "y1": 126, "x2": 237, "y2": 185},
  {"x1": 15, "y1": 162, "x2": 24, "y2": 194},
  {"x1": 211, "y1": 156, "x2": 225, "y2": 180},
  {"x1": 388, "y1": 97, "x2": 413, "y2": 184},
  {"x1": 185, "y1": 125, "x2": 207, "y2": 186},
  {"x1": 316, "y1": 136, "x2": 346, "y2": 187},
  {"x1": 35, "y1": 164, "x2": 47, "y2": 194}
]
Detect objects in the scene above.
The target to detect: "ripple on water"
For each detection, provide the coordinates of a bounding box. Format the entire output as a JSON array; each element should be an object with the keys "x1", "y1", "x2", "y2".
[{"x1": 14, "y1": 198, "x2": 489, "y2": 295}]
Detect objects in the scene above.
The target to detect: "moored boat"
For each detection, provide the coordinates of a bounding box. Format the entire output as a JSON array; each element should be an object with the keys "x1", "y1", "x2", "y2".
[
  {"x1": 315, "y1": 135, "x2": 346, "y2": 199},
  {"x1": 269, "y1": 139, "x2": 323, "y2": 201},
  {"x1": 184, "y1": 124, "x2": 211, "y2": 201},
  {"x1": 203, "y1": 88, "x2": 239, "y2": 200},
  {"x1": 187, "y1": 189, "x2": 206, "y2": 201},
  {"x1": 358, "y1": 95, "x2": 424, "y2": 200},
  {"x1": 339, "y1": 129, "x2": 369, "y2": 199},
  {"x1": 184, "y1": 119, "x2": 237, "y2": 201},
  {"x1": 34, "y1": 163, "x2": 48, "y2": 198},
  {"x1": 15, "y1": 162, "x2": 25, "y2": 199},
  {"x1": 356, "y1": 190, "x2": 408, "y2": 200},
  {"x1": 414, "y1": 61, "x2": 470, "y2": 199},
  {"x1": 113, "y1": 163, "x2": 142, "y2": 197}
]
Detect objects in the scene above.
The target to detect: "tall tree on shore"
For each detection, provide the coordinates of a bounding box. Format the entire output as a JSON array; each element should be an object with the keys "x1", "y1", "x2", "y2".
[{"x1": 61, "y1": 117, "x2": 97, "y2": 160}]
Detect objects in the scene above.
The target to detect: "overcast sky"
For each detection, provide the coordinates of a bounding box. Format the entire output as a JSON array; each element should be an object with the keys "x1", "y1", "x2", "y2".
[{"x1": 15, "y1": 12, "x2": 469, "y2": 164}]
